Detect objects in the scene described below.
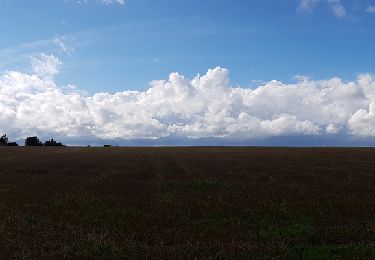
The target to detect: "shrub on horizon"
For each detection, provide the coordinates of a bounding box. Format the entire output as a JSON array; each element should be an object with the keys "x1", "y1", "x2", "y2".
[{"x1": 25, "y1": 136, "x2": 43, "y2": 147}]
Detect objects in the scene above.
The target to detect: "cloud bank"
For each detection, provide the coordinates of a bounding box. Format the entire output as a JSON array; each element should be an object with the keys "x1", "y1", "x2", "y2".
[{"x1": 1, "y1": 54, "x2": 375, "y2": 144}]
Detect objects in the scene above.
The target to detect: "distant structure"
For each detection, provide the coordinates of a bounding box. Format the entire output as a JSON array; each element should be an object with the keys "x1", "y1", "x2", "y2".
[
  {"x1": 7, "y1": 142, "x2": 19, "y2": 146},
  {"x1": 44, "y1": 138, "x2": 64, "y2": 147},
  {"x1": 25, "y1": 136, "x2": 43, "y2": 147}
]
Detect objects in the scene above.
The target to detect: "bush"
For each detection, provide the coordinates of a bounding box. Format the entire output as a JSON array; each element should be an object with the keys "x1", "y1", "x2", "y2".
[{"x1": 25, "y1": 136, "x2": 43, "y2": 147}]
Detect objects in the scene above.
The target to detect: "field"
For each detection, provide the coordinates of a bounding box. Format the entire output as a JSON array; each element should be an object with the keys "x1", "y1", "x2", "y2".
[{"x1": 1, "y1": 147, "x2": 375, "y2": 258}]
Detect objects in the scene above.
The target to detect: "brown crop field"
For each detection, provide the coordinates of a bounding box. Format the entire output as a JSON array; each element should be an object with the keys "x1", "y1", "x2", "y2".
[{"x1": 1, "y1": 147, "x2": 375, "y2": 259}]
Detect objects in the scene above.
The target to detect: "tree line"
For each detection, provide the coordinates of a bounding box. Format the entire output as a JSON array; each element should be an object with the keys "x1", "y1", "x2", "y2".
[{"x1": 0, "y1": 134, "x2": 64, "y2": 147}]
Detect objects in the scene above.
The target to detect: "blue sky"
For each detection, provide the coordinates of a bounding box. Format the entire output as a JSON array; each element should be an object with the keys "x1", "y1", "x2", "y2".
[
  {"x1": 1, "y1": 0, "x2": 374, "y2": 92},
  {"x1": 1, "y1": 0, "x2": 375, "y2": 145}
]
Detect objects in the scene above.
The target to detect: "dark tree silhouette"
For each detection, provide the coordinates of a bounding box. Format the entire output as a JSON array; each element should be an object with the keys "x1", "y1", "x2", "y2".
[
  {"x1": 0, "y1": 134, "x2": 18, "y2": 146},
  {"x1": 0, "y1": 134, "x2": 8, "y2": 146},
  {"x1": 25, "y1": 136, "x2": 43, "y2": 147},
  {"x1": 44, "y1": 138, "x2": 64, "y2": 147}
]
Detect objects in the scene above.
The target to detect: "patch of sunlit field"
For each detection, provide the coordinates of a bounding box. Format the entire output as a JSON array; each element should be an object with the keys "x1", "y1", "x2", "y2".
[{"x1": 1, "y1": 147, "x2": 375, "y2": 258}]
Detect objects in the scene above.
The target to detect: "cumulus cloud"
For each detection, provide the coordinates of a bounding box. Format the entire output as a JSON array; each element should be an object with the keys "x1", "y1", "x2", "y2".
[
  {"x1": 1, "y1": 54, "x2": 375, "y2": 142},
  {"x1": 299, "y1": 0, "x2": 346, "y2": 17}
]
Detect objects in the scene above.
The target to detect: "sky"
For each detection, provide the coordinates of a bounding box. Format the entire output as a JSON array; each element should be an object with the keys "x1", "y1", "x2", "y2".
[{"x1": 1, "y1": 0, "x2": 375, "y2": 146}]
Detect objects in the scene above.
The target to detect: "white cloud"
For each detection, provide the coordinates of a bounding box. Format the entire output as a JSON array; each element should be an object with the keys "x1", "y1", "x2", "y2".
[
  {"x1": 53, "y1": 37, "x2": 75, "y2": 56},
  {"x1": 1, "y1": 54, "x2": 375, "y2": 142},
  {"x1": 299, "y1": 0, "x2": 319, "y2": 11},
  {"x1": 31, "y1": 54, "x2": 62, "y2": 78},
  {"x1": 298, "y1": 0, "x2": 346, "y2": 17},
  {"x1": 100, "y1": 0, "x2": 125, "y2": 5},
  {"x1": 73, "y1": 0, "x2": 125, "y2": 5},
  {"x1": 330, "y1": 0, "x2": 346, "y2": 17},
  {"x1": 0, "y1": 36, "x2": 76, "y2": 69},
  {"x1": 366, "y1": 6, "x2": 375, "y2": 13}
]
